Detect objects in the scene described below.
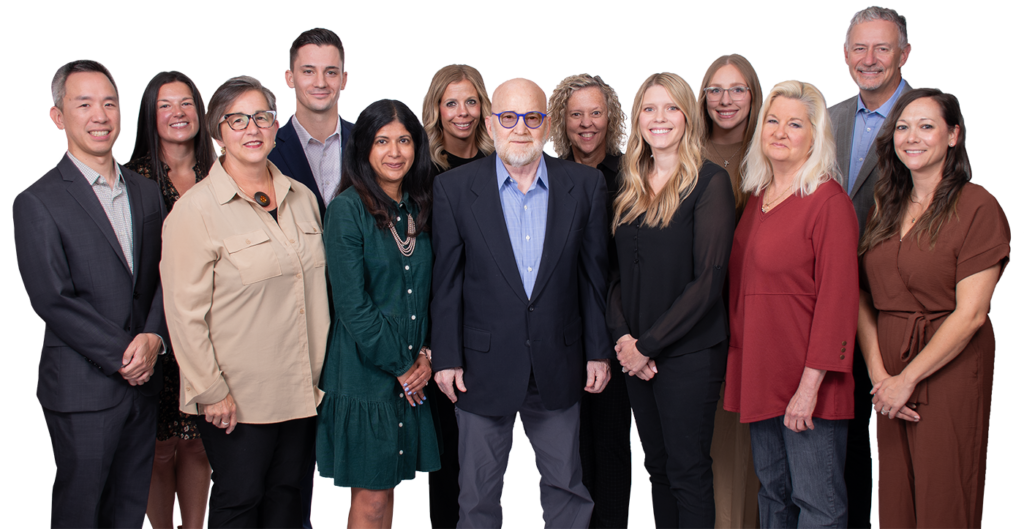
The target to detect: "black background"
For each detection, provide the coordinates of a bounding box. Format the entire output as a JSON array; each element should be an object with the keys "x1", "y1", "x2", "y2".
[{"x1": 12, "y1": 5, "x2": 1011, "y2": 527}]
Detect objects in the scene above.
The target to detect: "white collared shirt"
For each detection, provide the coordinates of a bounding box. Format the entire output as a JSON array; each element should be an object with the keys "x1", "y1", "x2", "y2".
[
  {"x1": 291, "y1": 115, "x2": 342, "y2": 204},
  {"x1": 68, "y1": 152, "x2": 134, "y2": 273}
]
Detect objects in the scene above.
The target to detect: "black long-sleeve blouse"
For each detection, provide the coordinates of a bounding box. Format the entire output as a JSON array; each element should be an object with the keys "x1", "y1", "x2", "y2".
[{"x1": 607, "y1": 160, "x2": 736, "y2": 358}]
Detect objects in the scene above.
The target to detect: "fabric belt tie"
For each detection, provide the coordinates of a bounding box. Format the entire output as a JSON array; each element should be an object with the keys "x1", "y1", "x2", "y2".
[{"x1": 893, "y1": 310, "x2": 951, "y2": 405}]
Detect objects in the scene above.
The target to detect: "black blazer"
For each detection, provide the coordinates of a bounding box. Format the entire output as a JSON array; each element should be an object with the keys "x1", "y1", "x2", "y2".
[
  {"x1": 269, "y1": 115, "x2": 354, "y2": 218},
  {"x1": 13, "y1": 155, "x2": 166, "y2": 413},
  {"x1": 430, "y1": 154, "x2": 613, "y2": 417}
]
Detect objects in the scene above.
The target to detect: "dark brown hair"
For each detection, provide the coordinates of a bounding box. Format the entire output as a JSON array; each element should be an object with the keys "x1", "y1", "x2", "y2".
[
  {"x1": 860, "y1": 88, "x2": 970, "y2": 254},
  {"x1": 290, "y1": 28, "x2": 344, "y2": 71},
  {"x1": 130, "y1": 71, "x2": 215, "y2": 180}
]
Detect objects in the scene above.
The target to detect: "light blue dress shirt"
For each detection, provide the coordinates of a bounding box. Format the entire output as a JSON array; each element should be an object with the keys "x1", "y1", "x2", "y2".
[
  {"x1": 496, "y1": 156, "x2": 549, "y2": 299},
  {"x1": 848, "y1": 78, "x2": 907, "y2": 195}
]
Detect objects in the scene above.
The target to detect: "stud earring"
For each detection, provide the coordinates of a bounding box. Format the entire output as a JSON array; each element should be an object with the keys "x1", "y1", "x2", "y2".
[{"x1": 220, "y1": 146, "x2": 226, "y2": 155}]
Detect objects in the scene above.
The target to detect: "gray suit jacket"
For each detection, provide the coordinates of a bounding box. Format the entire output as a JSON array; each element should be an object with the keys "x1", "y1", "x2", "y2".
[
  {"x1": 828, "y1": 83, "x2": 910, "y2": 235},
  {"x1": 14, "y1": 154, "x2": 166, "y2": 413}
]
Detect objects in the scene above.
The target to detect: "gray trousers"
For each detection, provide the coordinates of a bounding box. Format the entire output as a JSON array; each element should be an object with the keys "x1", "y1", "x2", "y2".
[{"x1": 456, "y1": 376, "x2": 594, "y2": 528}]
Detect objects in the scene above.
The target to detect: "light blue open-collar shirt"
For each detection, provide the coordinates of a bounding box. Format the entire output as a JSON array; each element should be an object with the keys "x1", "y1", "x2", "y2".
[
  {"x1": 848, "y1": 78, "x2": 907, "y2": 195},
  {"x1": 496, "y1": 156, "x2": 549, "y2": 299}
]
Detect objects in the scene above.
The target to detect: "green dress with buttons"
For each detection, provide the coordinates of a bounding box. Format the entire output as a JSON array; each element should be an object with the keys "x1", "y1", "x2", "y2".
[{"x1": 316, "y1": 186, "x2": 440, "y2": 489}]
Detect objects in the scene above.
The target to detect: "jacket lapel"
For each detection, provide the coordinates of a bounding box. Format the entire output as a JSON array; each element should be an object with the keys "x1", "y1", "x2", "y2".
[
  {"x1": 60, "y1": 156, "x2": 132, "y2": 276},
  {"x1": 125, "y1": 170, "x2": 144, "y2": 285},
  {"x1": 276, "y1": 121, "x2": 325, "y2": 208},
  {"x1": 850, "y1": 147, "x2": 878, "y2": 198},
  {"x1": 470, "y1": 156, "x2": 530, "y2": 304},
  {"x1": 530, "y1": 156, "x2": 575, "y2": 301}
]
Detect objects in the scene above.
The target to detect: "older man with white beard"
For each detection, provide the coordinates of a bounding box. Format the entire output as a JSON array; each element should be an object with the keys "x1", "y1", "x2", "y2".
[{"x1": 430, "y1": 78, "x2": 613, "y2": 528}]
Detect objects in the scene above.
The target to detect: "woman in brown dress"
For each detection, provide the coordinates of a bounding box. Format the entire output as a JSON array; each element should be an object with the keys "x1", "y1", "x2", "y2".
[
  {"x1": 697, "y1": 54, "x2": 763, "y2": 529},
  {"x1": 858, "y1": 88, "x2": 1010, "y2": 528},
  {"x1": 126, "y1": 71, "x2": 215, "y2": 529}
]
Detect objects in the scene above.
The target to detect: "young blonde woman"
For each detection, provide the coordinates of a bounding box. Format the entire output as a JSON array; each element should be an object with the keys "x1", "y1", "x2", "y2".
[{"x1": 606, "y1": 72, "x2": 735, "y2": 528}]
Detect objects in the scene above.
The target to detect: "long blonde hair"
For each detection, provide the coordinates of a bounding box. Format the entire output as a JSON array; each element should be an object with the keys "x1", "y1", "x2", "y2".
[
  {"x1": 612, "y1": 73, "x2": 704, "y2": 234},
  {"x1": 421, "y1": 65, "x2": 494, "y2": 171},
  {"x1": 742, "y1": 80, "x2": 838, "y2": 197}
]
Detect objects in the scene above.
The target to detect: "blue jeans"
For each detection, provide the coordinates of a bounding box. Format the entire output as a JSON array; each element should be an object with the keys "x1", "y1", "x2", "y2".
[{"x1": 749, "y1": 416, "x2": 848, "y2": 528}]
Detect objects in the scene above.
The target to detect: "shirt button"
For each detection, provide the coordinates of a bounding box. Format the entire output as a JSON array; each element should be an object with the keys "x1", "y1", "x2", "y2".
[
  {"x1": 396, "y1": 216, "x2": 401, "y2": 221},
  {"x1": 859, "y1": 157, "x2": 864, "y2": 161},
  {"x1": 399, "y1": 450, "x2": 404, "y2": 455},
  {"x1": 842, "y1": 340, "x2": 847, "y2": 346},
  {"x1": 411, "y1": 315, "x2": 416, "y2": 320},
  {"x1": 526, "y1": 340, "x2": 531, "y2": 346},
  {"x1": 399, "y1": 392, "x2": 404, "y2": 398},
  {"x1": 407, "y1": 289, "x2": 412, "y2": 294},
  {"x1": 840, "y1": 354, "x2": 846, "y2": 360},
  {"x1": 866, "y1": 127, "x2": 871, "y2": 132},
  {"x1": 524, "y1": 205, "x2": 528, "y2": 210},
  {"x1": 841, "y1": 347, "x2": 846, "y2": 352},
  {"x1": 299, "y1": 308, "x2": 305, "y2": 314},
  {"x1": 289, "y1": 239, "x2": 295, "y2": 243},
  {"x1": 296, "y1": 273, "x2": 302, "y2": 279},
  {"x1": 405, "y1": 265, "x2": 410, "y2": 270},
  {"x1": 526, "y1": 235, "x2": 531, "y2": 241},
  {"x1": 408, "y1": 345, "x2": 413, "y2": 350},
  {"x1": 245, "y1": 239, "x2": 251, "y2": 244},
  {"x1": 528, "y1": 267, "x2": 533, "y2": 272},
  {"x1": 399, "y1": 422, "x2": 403, "y2": 427}
]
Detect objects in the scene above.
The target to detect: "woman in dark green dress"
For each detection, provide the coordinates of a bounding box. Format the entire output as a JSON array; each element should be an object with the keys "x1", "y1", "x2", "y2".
[{"x1": 317, "y1": 99, "x2": 440, "y2": 528}]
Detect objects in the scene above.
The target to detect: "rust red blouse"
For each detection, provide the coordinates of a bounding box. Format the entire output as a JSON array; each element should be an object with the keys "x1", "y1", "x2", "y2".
[{"x1": 725, "y1": 179, "x2": 859, "y2": 423}]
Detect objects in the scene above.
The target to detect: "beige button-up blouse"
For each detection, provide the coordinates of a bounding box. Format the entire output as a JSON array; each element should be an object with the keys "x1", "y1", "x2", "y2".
[{"x1": 161, "y1": 159, "x2": 329, "y2": 424}]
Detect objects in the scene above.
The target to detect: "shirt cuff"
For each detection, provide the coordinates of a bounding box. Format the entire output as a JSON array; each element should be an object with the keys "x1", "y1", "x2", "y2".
[{"x1": 154, "y1": 334, "x2": 168, "y2": 355}]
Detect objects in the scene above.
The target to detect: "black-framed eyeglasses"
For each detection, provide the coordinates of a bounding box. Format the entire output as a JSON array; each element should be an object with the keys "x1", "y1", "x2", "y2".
[
  {"x1": 492, "y1": 111, "x2": 547, "y2": 129},
  {"x1": 703, "y1": 87, "x2": 750, "y2": 101},
  {"x1": 219, "y1": 110, "x2": 277, "y2": 131}
]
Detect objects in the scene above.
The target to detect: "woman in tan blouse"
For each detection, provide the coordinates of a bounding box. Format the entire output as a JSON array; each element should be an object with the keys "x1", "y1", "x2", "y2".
[{"x1": 161, "y1": 76, "x2": 329, "y2": 528}]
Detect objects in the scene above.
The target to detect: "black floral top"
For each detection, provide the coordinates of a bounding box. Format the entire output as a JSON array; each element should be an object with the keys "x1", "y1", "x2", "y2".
[{"x1": 125, "y1": 153, "x2": 207, "y2": 211}]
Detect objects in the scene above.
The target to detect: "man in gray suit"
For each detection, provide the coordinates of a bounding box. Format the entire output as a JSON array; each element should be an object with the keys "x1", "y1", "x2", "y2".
[
  {"x1": 827, "y1": 7, "x2": 911, "y2": 528},
  {"x1": 14, "y1": 60, "x2": 167, "y2": 528}
]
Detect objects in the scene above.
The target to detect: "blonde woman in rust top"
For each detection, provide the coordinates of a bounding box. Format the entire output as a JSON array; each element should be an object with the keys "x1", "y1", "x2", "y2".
[
  {"x1": 726, "y1": 81, "x2": 859, "y2": 528},
  {"x1": 161, "y1": 76, "x2": 328, "y2": 528}
]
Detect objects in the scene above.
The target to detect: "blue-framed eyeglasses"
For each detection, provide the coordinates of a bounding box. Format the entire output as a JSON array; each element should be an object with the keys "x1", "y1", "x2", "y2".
[{"x1": 492, "y1": 111, "x2": 547, "y2": 129}]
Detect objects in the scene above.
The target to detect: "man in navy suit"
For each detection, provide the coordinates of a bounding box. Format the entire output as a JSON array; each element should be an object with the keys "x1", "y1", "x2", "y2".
[
  {"x1": 269, "y1": 27, "x2": 353, "y2": 217},
  {"x1": 14, "y1": 60, "x2": 166, "y2": 528},
  {"x1": 268, "y1": 28, "x2": 352, "y2": 527},
  {"x1": 431, "y1": 78, "x2": 612, "y2": 528}
]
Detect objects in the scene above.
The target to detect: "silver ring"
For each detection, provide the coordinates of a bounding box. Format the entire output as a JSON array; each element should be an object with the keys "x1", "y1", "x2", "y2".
[
  {"x1": 221, "y1": 421, "x2": 229, "y2": 425},
  {"x1": 621, "y1": 367, "x2": 628, "y2": 373},
  {"x1": 880, "y1": 409, "x2": 888, "y2": 415}
]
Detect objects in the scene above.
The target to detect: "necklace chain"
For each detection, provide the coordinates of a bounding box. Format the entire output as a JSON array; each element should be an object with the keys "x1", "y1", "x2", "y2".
[
  {"x1": 761, "y1": 185, "x2": 792, "y2": 213},
  {"x1": 708, "y1": 142, "x2": 742, "y2": 168},
  {"x1": 389, "y1": 214, "x2": 417, "y2": 257}
]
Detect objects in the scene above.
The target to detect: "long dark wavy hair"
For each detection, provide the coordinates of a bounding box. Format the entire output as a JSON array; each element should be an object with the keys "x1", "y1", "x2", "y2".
[
  {"x1": 860, "y1": 88, "x2": 970, "y2": 254},
  {"x1": 339, "y1": 99, "x2": 432, "y2": 235},
  {"x1": 130, "y1": 71, "x2": 215, "y2": 178}
]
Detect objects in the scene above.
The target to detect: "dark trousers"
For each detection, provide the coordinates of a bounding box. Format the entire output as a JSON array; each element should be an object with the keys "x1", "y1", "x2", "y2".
[
  {"x1": 43, "y1": 390, "x2": 157, "y2": 528},
  {"x1": 846, "y1": 348, "x2": 873, "y2": 529},
  {"x1": 199, "y1": 416, "x2": 316, "y2": 528},
  {"x1": 580, "y1": 367, "x2": 632, "y2": 528},
  {"x1": 456, "y1": 375, "x2": 593, "y2": 528},
  {"x1": 626, "y1": 342, "x2": 726, "y2": 528},
  {"x1": 300, "y1": 420, "x2": 317, "y2": 529},
  {"x1": 428, "y1": 384, "x2": 461, "y2": 528}
]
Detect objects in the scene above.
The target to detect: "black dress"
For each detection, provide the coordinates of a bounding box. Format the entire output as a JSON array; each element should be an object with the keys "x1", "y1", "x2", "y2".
[
  {"x1": 125, "y1": 153, "x2": 207, "y2": 441},
  {"x1": 606, "y1": 160, "x2": 735, "y2": 528}
]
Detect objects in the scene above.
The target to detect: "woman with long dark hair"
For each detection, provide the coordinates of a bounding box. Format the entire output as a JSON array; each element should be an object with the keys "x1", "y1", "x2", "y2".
[
  {"x1": 317, "y1": 99, "x2": 440, "y2": 529},
  {"x1": 125, "y1": 70, "x2": 215, "y2": 529},
  {"x1": 858, "y1": 88, "x2": 1010, "y2": 528}
]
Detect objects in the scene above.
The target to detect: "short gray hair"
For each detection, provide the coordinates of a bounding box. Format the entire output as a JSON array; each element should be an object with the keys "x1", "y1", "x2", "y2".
[
  {"x1": 206, "y1": 76, "x2": 277, "y2": 142},
  {"x1": 51, "y1": 60, "x2": 118, "y2": 111},
  {"x1": 845, "y1": 6, "x2": 908, "y2": 50}
]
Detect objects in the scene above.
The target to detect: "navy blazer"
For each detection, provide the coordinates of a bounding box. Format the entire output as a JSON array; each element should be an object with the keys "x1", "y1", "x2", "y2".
[
  {"x1": 269, "y1": 115, "x2": 354, "y2": 218},
  {"x1": 14, "y1": 155, "x2": 166, "y2": 413},
  {"x1": 430, "y1": 154, "x2": 613, "y2": 417}
]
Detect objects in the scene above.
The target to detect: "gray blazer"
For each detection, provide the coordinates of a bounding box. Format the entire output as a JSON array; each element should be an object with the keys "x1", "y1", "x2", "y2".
[
  {"x1": 828, "y1": 83, "x2": 910, "y2": 235},
  {"x1": 14, "y1": 154, "x2": 166, "y2": 413}
]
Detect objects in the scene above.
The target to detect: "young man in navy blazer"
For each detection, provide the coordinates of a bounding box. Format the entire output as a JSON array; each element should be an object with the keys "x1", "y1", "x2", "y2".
[
  {"x1": 14, "y1": 60, "x2": 166, "y2": 528},
  {"x1": 268, "y1": 28, "x2": 353, "y2": 528},
  {"x1": 269, "y1": 27, "x2": 353, "y2": 218},
  {"x1": 431, "y1": 78, "x2": 613, "y2": 528}
]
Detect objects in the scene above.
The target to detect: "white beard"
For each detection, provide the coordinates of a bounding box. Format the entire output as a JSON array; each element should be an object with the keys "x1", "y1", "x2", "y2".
[{"x1": 496, "y1": 136, "x2": 543, "y2": 167}]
